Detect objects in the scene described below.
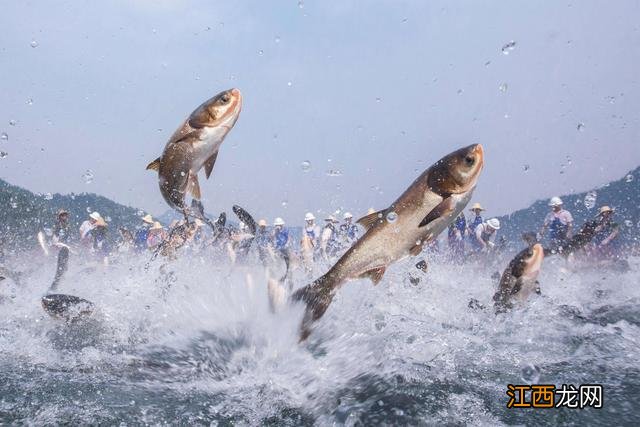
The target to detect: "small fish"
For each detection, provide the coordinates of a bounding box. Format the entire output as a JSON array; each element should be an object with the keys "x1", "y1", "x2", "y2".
[
  {"x1": 147, "y1": 88, "x2": 242, "y2": 218},
  {"x1": 291, "y1": 144, "x2": 484, "y2": 340},
  {"x1": 493, "y1": 243, "x2": 545, "y2": 313}
]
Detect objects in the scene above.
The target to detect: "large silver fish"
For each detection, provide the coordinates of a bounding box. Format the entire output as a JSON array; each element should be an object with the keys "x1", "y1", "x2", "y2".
[
  {"x1": 147, "y1": 88, "x2": 242, "y2": 215},
  {"x1": 292, "y1": 144, "x2": 484, "y2": 340}
]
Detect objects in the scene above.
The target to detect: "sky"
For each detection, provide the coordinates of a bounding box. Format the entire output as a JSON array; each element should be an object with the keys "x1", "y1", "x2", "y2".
[{"x1": 1, "y1": 0, "x2": 639, "y2": 225}]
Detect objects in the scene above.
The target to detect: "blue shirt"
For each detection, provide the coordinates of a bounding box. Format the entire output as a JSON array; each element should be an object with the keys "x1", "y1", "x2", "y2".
[{"x1": 274, "y1": 228, "x2": 289, "y2": 250}]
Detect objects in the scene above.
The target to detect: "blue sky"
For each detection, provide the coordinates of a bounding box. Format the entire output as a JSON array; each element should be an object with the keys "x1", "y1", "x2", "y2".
[{"x1": 1, "y1": 1, "x2": 639, "y2": 224}]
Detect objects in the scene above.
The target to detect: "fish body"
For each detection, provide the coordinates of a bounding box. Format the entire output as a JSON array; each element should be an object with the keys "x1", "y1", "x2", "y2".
[
  {"x1": 292, "y1": 144, "x2": 484, "y2": 340},
  {"x1": 493, "y1": 243, "x2": 545, "y2": 312},
  {"x1": 147, "y1": 88, "x2": 242, "y2": 212}
]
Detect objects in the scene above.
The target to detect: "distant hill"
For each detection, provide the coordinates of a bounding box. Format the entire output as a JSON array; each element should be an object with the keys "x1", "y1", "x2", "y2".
[
  {"x1": 496, "y1": 166, "x2": 640, "y2": 248},
  {"x1": 0, "y1": 179, "x2": 147, "y2": 251}
]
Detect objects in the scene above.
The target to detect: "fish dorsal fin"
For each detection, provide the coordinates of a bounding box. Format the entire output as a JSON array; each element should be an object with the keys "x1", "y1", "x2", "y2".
[
  {"x1": 356, "y1": 209, "x2": 386, "y2": 230},
  {"x1": 204, "y1": 152, "x2": 219, "y2": 179},
  {"x1": 188, "y1": 172, "x2": 201, "y2": 200},
  {"x1": 418, "y1": 196, "x2": 455, "y2": 227},
  {"x1": 358, "y1": 266, "x2": 386, "y2": 285},
  {"x1": 146, "y1": 157, "x2": 161, "y2": 171}
]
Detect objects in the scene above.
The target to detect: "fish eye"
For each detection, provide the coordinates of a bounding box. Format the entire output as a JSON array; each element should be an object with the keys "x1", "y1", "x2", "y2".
[
  {"x1": 220, "y1": 93, "x2": 230, "y2": 103},
  {"x1": 463, "y1": 155, "x2": 475, "y2": 166}
]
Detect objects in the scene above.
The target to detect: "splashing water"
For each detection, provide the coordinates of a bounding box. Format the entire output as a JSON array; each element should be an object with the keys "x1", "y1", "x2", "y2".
[
  {"x1": 0, "y1": 250, "x2": 637, "y2": 424},
  {"x1": 301, "y1": 160, "x2": 311, "y2": 171},
  {"x1": 584, "y1": 191, "x2": 597, "y2": 209},
  {"x1": 501, "y1": 40, "x2": 517, "y2": 55},
  {"x1": 82, "y1": 169, "x2": 94, "y2": 184}
]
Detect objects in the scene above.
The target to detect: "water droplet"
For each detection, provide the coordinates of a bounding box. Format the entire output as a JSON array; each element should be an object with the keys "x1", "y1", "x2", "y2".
[
  {"x1": 180, "y1": 171, "x2": 186, "y2": 177},
  {"x1": 375, "y1": 97, "x2": 382, "y2": 103},
  {"x1": 577, "y1": 122, "x2": 585, "y2": 131},
  {"x1": 0, "y1": 133, "x2": 7, "y2": 141},
  {"x1": 386, "y1": 211, "x2": 398, "y2": 223},
  {"x1": 624, "y1": 220, "x2": 633, "y2": 228},
  {"x1": 281, "y1": 200, "x2": 288, "y2": 208},
  {"x1": 43, "y1": 193, "x2": 53, "y2": 200},
  {"x1": 484, "y1": 60, "x2": 491, "y2": 66},
  {"x1": 326, "y1": 169, "x2": 342, "y2": 177},
  {"x1": 625, "y1": 174, "x2": 634, "y2": 183},
  {"x1": 105, "y1": 216, "x2": 112, "y2": 222},
  {"x1": 523, "y1": 164, "x2": 530, "y2": 172},
  {"x1": 287, "y1": 81, "x2": 292, "y2": 87},
  {"x1": 9, "y1": 120, "x2": 16, "y2": 126},
  {"x1": 82, "y1": 169, "x2": 94, "y2": 184},
  {"x1": 10, "y1": 202, "x2": 17, "y2": 209},
  {"x1": 457, "y1": 89, "x2": 463, "y2": 95},
  {"x1": 26, "y1": 98, "x2": 34, "y2": 106},
  {"x1": 401, "y1": 17, "x2": 408, "y2": 23},
  {"x1": 566, "y1": 155, "x2": 572, "y2": 165},
  {"x1": 584, "y1": 191, "x2": 597, "y2": 210},
  {"x1": 258, "y1": 49, "x2": 264, "y2": 56},
  {"x1": 86, "y1": 207, "x2": 92, "y2": 213},
  {"x1": 297, "y1": 0, "x2": 304, "y2": 8},
  {"x1": 30, "y1": 40, "x2": 38, "y2": 48},
  {"x1": 520, "y1": 364, "x2": 541, "y2": 383},
  {"x1": 301, "y1": 160, "x2": 311, "y2": 171},
  {"x1": 499, "y1": 83, "x2": 508, "y2": 93},
  {"x1": 274, "y1": 36, "x2": 281, "y2": 43},
  {"x1": 0, "y1": 151, "x2": 8, "y2": 159},
  {"x1": 501, "y1": 40, "x2": 517, "y2": 55}
]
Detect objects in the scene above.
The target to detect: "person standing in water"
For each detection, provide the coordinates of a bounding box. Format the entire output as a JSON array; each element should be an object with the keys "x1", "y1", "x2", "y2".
[
  {"x1": 467, "y1": 203, "x2": 485, "y2": 235},
  {"x1": 591, "y1": 206, "x2": 620, "y2": 260},
  {"x1": 320, "y1": 215, "x2": 340, "y2": 260},
  {"x1": 90, "y1": 215, "x2": 110, "y2": 265},
  {"x1": 447, "y1": 212, "x2": 467, "y2": 261},
  {"x1": 52, "y1": 209, "x2": 71, "y2": 246},
  {"x1": 255, "y1": 219, "x2": 271, "y2": 265},
  {"x1": 273, "y1": 217, "x2": 289, "y2": 256},
  {"x1": 471, "y1": 218, "x2": 500, "y2": 253},
  {"x1": 303, "y1": 212, "x2": 321, "y2": 247},
  {"x1": 339, "y1": 212, "x2": 359, "y2": 247},
  {"x1": 539, "y1": 196, "x2": 573, "y2": 253},
  {"x1": 134, "y1": 214, "x2": 155, "y2": 253}
]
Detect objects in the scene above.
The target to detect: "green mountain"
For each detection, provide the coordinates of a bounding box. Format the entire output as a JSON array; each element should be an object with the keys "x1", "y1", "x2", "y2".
[
  {"x1": 496, "y1": 166, "x2": 640, "y2": 248},
  {"x1": 0, "y1": 179, "x2": 145, "y2": 251}
]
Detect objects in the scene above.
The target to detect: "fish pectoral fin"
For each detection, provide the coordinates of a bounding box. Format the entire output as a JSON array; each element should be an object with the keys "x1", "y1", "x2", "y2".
[
  {"x1": 510, "y1": 279, "x2": 523, "y2": 295},
  {"x1": 359, "y1": 266, "x2": 386, "y2": 285},
  {"x1": 356, "y1": 209, "x2": 386, "y2": 230},
  {"x1": 146, "y1": 157, "x2": 161, "y2": 171},
  {"x1": 188, "y1": 172, "x2": 201, "y2": 200},
  {"x1": 204, "y1": 152, "x2": 219, "y2": 179},
  {"x1": 409, "y1": 244, "x2": 423, "y2": 256},
  {"x1": 418, "y1": 197, "x2": 455, "y2": 227}
]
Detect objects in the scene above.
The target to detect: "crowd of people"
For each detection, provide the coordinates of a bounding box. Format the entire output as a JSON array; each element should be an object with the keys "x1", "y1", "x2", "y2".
[
  {"x1": 45, "y1": 196, "x2": 623, "y2": 274},
  {"x1": 446, "y1": 197, "x2": 622, "y2": 264}
]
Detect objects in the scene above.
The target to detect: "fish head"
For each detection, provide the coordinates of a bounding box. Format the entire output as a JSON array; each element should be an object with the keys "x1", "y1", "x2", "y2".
[
  {"x1": 516, "y1": 243, "x2": 544, "y2": 280},
  {"x1": 428, "y1": 144, "x2": 484, "y2": 195},
  {"x1": 188, "y1": 88, "x2": 242, "y2": 130}
]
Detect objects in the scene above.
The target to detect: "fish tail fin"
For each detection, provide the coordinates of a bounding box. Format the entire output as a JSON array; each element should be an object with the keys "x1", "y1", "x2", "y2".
[{"x1": 290, "y1": 272, "x2": 340, "y2": 341}]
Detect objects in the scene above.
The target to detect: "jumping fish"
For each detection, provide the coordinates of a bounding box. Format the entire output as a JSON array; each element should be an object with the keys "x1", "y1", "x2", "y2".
[
  {"x1": 146, "y1": 88, "x2": 242, "y2": 218},
  {"x1": 493, "y1": 243, "x2": 545, "y2": 313},
  {"x1": 291, "y1": 144, "x2": 484, "y2": 340}
]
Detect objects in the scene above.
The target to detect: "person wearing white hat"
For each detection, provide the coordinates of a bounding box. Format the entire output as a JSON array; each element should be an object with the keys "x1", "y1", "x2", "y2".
[
  {"x1": 467, "y1": 203, "x2": 485, "y2": 235},
  {"x1": 134, "y1": 213, "x2": 155, "y2": 252},
  {"x1": 472, "y1": 218, "x2": 500, "y2": 252},
  {"x1": 79, "y1": 211, "x2": 102, "y2": 248},
  {"x1": 273, "y1": 217, "x2": 289, "y2": 253},
  {"x1": 539, "y1": 196, "x2": 573, "y2": 251},
  {"x1": 339, "y1": 212, "x2": 359, "y2": 246},
  {"x1": 303, "y1": 212, "x2": 321, "y2": 248}
]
